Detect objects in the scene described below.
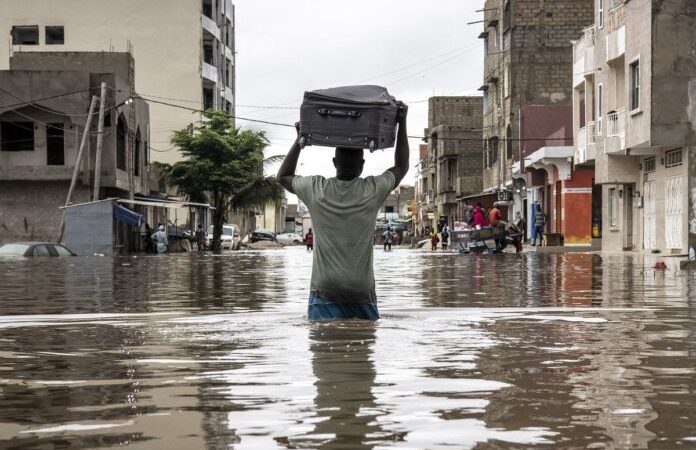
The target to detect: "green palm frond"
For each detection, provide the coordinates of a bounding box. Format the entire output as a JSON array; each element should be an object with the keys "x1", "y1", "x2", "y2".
[{"x1": 230, "y1": 177, "x2": 284, "y2": 213}]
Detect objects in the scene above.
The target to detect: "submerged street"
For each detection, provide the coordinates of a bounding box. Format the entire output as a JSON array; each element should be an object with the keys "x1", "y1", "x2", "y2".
[{"x1": 1, "y1": 248, "x2": 695, "y2": 449}]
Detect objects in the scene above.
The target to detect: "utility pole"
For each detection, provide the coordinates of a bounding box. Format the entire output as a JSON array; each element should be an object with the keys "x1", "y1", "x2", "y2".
[
  {"x1": 92, "y1": 81, "x2": 107, "y2": 201},
  {"x1": 57, "y1": 95, "x2": 99, "y2": 243}
]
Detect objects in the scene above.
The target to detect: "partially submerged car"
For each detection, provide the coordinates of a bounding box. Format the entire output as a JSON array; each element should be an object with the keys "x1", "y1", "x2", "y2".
[
  {"x1": 276, "y1": 232, "x2": 304, "y2": 245},
  {"x1": 0, "y1": 242, "x2": 76, "y2": 257},
  {"x1": 206, "y1": 224, "x2": 239, "y2": 249},
  {"x1": 250, "y1": 228, "x2": 276, "y2": 243}
]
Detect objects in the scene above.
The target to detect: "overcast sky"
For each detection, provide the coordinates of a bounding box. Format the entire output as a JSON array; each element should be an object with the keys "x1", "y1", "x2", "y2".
[{"x1": 233, "y1": 0, "x2": 485, "y2": 202}]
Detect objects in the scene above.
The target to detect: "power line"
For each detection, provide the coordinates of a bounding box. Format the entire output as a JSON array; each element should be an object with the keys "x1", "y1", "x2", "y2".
[{"x1": 0, "y1": 87, "x2": 95, "y2": 110}]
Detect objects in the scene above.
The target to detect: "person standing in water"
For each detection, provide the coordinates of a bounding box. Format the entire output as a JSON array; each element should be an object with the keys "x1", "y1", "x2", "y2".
[
  {"x1": 277, "y1": 104, "x2": 409, "y2": 321},
  {"x1": 151, "y1": 225, "x2": 168, "y2": 254}
]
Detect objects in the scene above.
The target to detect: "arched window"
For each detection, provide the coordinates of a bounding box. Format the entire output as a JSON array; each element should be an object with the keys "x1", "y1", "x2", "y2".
[
  {"x1": 134, "y1": 128, "x2": 142, "y2": 176},
  {"x1": 116, "y1": 114, "x2": 127, "y2": 171}
]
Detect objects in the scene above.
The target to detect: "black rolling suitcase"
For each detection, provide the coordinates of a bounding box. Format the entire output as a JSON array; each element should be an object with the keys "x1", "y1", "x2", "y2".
[{"x1": 299, "y1": 85, "x2": 399, "y2": 151}]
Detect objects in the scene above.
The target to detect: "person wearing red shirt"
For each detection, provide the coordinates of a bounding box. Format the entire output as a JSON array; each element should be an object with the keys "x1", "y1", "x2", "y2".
[
  {"x1": 305, "y1": 228, "x2": 314, "y2": 252},
  {"x1": 488, "y1": 204, "x2": 502, "y2": 227}
]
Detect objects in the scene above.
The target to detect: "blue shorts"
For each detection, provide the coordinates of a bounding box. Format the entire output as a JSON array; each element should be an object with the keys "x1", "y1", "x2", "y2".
[{"x1": 308, "y1": 295, "x2": 379, "y2": 321}]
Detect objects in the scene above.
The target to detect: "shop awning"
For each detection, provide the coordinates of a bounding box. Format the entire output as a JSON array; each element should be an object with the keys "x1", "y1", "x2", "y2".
[
  {"x1": 117, "y1": 198, "x2": 214, "y2": 210},
  {"x1": 526, "y1": 146, "x2": 574, "y2": 180},
  {"x1": 114, "y1": 205, "x2": 143, "y2": 228}
]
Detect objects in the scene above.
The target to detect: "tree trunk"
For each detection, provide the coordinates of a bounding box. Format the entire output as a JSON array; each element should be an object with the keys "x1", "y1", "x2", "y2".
[{"x1": 211, "y1": 190, "x2": 224, "y2": 253}]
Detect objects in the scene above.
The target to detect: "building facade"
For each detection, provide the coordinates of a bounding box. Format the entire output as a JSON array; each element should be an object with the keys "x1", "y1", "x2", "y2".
[
  {"x1": 0, "y1": 52, "x2": 150, "y2": 243},
  {"x1": 572, "y1": 0, "x2": 696, "y2": 254},
  {"x1": 416, "y1": 97, "x2": 483, "y2": 232},
  {"x1": 479, "y1": 0, "x2": 594, "y2": 220},
  {"x1": 0, "y1": 0, "x2": 235, "y2": 164}
]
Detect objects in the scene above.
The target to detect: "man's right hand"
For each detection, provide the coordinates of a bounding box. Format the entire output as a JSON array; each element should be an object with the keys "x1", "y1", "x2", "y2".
[{"x1": 397, "y1": 102, "x2": 409, "y2": 123}]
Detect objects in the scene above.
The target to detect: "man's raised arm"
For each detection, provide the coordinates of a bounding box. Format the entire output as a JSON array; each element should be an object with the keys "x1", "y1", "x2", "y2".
[
  {"x1": 388, "y1": 103, "x2": 409, "y2": 187},
  {"x1": 277, "y1": 125, "x2": 301, "y2": 194}
]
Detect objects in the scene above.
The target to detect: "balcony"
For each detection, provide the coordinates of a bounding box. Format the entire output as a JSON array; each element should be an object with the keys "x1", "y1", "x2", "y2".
[
  {"x1": 201, "y1": 14, "x2": 221, "y2": 40},
  {"x1": 576, "y1": 122, "x2": 597, "y2": 165},
  {"x1": 605, "y1": 4, "x2": 625, "y2": 62},
  {"x1": 605, "y1": 109, "x2": 626, "y2": 154},
  {"x1": 202, "y1": 62, "x2": 218, "y2": 83},
  {"x1": 573, "y1": 26, "x2": 596, "y2": 87}
]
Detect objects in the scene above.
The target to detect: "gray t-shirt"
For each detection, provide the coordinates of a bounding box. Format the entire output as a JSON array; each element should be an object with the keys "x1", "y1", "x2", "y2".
[{"x1": 293, "y1": 171, "x2": 396, "y2": 304}]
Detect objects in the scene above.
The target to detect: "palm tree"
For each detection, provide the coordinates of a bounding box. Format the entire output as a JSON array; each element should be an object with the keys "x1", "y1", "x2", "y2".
[{"x1": 166, "y1": 109, "x2": 284, "y2": 252}]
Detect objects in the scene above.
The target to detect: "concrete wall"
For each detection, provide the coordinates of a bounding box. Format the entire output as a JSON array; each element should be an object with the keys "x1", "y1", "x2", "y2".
[
  {"x1": 422, "y1": 96, "x2": 483, "y2": 225},
  {"x1": 1, "y1": 53, "x2": 151, "y2": 196},
  {"x1": 63, "y1": 199, "x2": 114, "y2": 256},
  {"x1": 0, "y1": 0, "x2": 206, "y2": 164},
  {"x1": 0, "y1": 180, "x2": 91, "y2": 243},
  {"x1": 482, "y1": 0, "x2": 594, "y2": 192},
  {"x1": 650, "y1": 0, "x2": 696, "y2": 148}
]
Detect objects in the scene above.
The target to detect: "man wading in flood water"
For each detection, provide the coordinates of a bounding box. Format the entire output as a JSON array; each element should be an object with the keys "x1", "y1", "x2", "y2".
[{"x1": 277, "y1": 104, "x2": 409, "y2": 321}]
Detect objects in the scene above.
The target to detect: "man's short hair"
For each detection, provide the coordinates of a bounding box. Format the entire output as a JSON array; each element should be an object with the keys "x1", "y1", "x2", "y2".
[{"x1": 335, "y1": 147, "x2": 364, "y2": 162}]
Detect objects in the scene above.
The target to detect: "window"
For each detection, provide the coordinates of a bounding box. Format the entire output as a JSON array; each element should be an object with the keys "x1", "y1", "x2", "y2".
[
  {"x1": 665, "y1": 149, "x2": 682, "y2": 168},
  {"x1": 504, "y1": 66, "x2": 511, "y2": 97},
  {"x1": 202, "y1": 0, "x2": 213, "y2": 18},
  {"x1": 45, "y1": 26, "x2": 64, "y2": 45},
  {"x1": 483, "y1": 36, "x2": 489, "y2": 57},
  {"x1": 431, "y1": 133, "x2": 438, "y2": 154},
  {"x1": 203, "y1": 42, "x2": 214, "y2": 65},
  {"x1": 46, "y1": 123, "x2": 64, "y2": 165},
  {"x1": 609, "y1": 187, "x2": 619, "y2": 228},
  {"x1": 385, "y1": 206, "x2": 394, "y2": 213},
  {"x1": 630, "y1": 60, "x2": 640, "y2": 111},
  {"x1": 116, "y1": 115, "x2": 127, "y2": 171},
  {"x1": 644, "y1": 157, "x2": 655, "y2": 173},
  {"x1": 1, "y1": 122, "x2": 34, "y2": 151},
  {"x1": 144, "y1": 141, "x2": 149, "y2": 165},
  {"x1": 506, "y1": 126, "x2": 513, "y2": 159},
  {"x1": 134, "y1": 130, "x2": 142, "y2": 176},
  {"x1": 597, "y1": 83, "x2": 603, "y2": 133},
  {"x1": 32, "y1": 245, "x2": 51, "y2": 257},
  {"x1": 488, "y1": 137, "x2": 499, "y2": 167},
  {"x1": 11, "y1": 26, "x2": 39, "y2": 45},
  {"x1": 54, "y1": 245, "x2": 73, "y2": 257},
  {"x1": 503, "y1": 1, "x2": 511, "y2": 31},
  {"x1": 598, "y1": 0, "x2": 604, "y2": 28},
  {"x1": 203, "y1": 87, "x2": 214, "y2": 110},
  {"x1": 491, "y1": 26, "x2": 498, "y2": 50},
  {"x1": 483, "y1": 89, "x2": 489, "y2": 114}
]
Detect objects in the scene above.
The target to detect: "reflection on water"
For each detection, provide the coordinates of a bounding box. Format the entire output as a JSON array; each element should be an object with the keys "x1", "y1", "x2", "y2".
[{"x1": 1, "y1": 248, "x2": 695, "y2": 449}]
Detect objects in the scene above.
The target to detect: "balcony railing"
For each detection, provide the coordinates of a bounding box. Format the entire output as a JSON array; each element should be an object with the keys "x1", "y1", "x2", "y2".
[
  {"x1": 576, "y1": 122, "x2": 597, "y2": 164},
  {"x1": 606, "y1": 109, "x2": 625, "y2": 137},
  {"x1": 606, "y1": 3, "x2": 625, "y2": 33},
  {"x1": 574, "y1": 25, "x2": 595, "y2": 60}
]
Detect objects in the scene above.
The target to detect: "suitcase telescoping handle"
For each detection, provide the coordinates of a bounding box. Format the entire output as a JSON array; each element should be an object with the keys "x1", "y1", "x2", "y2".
[{"x1": 317, "y1": 108, "x2": 361, "y2": 118}]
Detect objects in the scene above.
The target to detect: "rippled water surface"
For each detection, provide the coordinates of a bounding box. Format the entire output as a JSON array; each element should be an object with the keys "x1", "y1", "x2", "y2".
[{"x1": 1, "y1": 248, "x2": 695, "y2": 449}]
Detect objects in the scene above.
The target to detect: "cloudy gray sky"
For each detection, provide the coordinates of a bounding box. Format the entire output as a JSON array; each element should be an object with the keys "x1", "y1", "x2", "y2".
[{"x1": 233, "y1": 0, "x2": 485, "y2": 201}]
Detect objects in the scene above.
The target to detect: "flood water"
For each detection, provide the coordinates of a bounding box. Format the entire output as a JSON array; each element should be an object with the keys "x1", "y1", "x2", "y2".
[{"x1": 1, "y1": 247, "x2": 695, "y2": 449}]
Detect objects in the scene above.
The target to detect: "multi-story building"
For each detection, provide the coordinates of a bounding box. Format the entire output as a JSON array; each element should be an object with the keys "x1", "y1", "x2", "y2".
[
  {"x1": 0, "y1": 52, "x2": 150, "y2": 243},
  {"x1": 479, "y1": 0, "x2": 594, "y2": 220},
  {"x1": 415, "y1": 96, "x2": 483, "y2": 231},
  {"x1": 379, "y1": 185, "x2": 415, "y2": 221},
  {"x1": 572, "y1": 0, "x2": 696, "y2": 254},
  {"x1": 0, "y1": 0, "x2": 235, "y2": 164}
]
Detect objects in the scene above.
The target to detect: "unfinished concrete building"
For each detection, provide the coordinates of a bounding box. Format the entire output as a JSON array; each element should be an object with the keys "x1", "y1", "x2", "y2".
[
  {"x1": 0, "y1": 0, "x2": 235, "y2": 164},
  {"x1": 478, "y1": 0, "x2": 594, "y2": 221},
  {"x1": 0, "y1": 52, "x2": 150, "y2": 243},
  {"x1": 415, "y1": 96, "x2": 483, "y2": 232},
  {"x1": 572, "y1": 0, "x2": 696, "y2": 255}
]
